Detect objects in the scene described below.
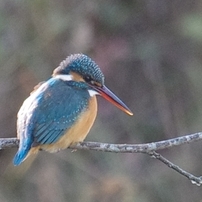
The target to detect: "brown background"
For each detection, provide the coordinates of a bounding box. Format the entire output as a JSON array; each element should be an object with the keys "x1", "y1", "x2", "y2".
[{"x1": 0, "y1": 1, "x2": 202, "y2": 201}]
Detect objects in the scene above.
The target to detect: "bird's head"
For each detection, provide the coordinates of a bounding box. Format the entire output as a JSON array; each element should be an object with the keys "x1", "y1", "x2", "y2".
[{"x1": 53, "y1": 54, "x2": 133, "y2": 116}]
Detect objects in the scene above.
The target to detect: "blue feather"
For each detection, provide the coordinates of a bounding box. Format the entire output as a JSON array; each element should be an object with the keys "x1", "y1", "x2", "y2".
[{"x1": 13, "y1": 138, "x2": 32, "y2": 166}]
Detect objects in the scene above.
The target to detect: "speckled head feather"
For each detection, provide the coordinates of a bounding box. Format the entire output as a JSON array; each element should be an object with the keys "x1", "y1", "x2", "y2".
[{"x1": 53, "y1": 54, "x2": 105, "y2": 86}]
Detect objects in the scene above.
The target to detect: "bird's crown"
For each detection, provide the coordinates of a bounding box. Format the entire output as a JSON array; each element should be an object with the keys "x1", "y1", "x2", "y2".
[{"x1": 53, "y1": 54, "x2": 104, "y2": 86}]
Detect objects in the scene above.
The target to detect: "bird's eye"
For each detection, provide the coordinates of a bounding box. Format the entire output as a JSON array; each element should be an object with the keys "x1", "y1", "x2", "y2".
[
  {"x1": 84, "y1": 75, "x2": 98, "y2": 86},
  {"x1": 84, "y1": 76, "x2": 92, "y2": 83}
]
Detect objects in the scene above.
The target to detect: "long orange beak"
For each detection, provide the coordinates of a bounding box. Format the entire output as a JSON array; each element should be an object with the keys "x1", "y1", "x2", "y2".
[{"x1": 93, "y1": 85, "x2": 133, "y2": 116}]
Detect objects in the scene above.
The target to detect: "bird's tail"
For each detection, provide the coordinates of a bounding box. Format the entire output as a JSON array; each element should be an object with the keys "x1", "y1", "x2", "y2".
[
  {"x1": 13, "y1": 136, "x2": 35, "y2": 166},
  {"x1": 13, "y1": 147, "x2": 31, "y2": 166}
]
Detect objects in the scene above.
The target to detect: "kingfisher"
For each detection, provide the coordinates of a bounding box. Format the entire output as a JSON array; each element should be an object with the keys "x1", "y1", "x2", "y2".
[{"x1": 13, "y1": 54, "x2": 133, "y2": 166}]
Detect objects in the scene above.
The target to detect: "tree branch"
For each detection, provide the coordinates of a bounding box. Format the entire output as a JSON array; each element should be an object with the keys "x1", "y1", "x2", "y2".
[{"x1": 1, "y1": 131, "x2": 202, "y2": 186}]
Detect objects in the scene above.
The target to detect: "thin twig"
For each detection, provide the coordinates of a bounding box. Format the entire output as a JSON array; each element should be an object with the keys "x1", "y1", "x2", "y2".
[
  {"x1": 1, "y1": 132, "x2": 202, "y2": 186},
  {"x1": 146, "y1": 151, "x2": 202, "y2": 186}
]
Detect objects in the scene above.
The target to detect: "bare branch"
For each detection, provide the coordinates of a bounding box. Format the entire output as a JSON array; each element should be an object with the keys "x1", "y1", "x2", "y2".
[
  {"x1": 68, "y1": 132, "x2": 202, "y2": 152},
  {"x1": 0, "y1": 138, "x2": 19, "y2": 149},
  {"x1": 1, "y1": 132, "x2": 202, "y2": 151},
  {"x1": 146, "y1": 151, "x2": 202, "y2": 186},
  {"x1": 1, "y1": 131, "x2": 202, "y2": 186}
]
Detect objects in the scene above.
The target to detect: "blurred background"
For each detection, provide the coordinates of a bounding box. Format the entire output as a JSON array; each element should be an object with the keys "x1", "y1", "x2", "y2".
[{"x1": 0, "y1": 0, "x2": 202, "y2": 201}]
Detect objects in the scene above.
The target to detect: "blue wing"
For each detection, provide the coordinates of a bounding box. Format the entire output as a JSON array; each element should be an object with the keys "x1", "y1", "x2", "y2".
[
  {"x1": 32, "y1": 78, "x2": 90, "y2": 144},
  {"x1": 13, "y1": 78, "x2": 90, "y2": 165}
]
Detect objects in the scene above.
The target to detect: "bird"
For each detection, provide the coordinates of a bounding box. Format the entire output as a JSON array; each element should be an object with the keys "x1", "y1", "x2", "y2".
[{"x1": 13, "y1": 53, "x2": 133, "y2": 166}]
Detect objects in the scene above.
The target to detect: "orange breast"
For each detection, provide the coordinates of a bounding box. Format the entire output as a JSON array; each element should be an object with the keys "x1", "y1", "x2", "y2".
[{"x1": 29, "y1": 95, "x2": 98, "y2": 154}]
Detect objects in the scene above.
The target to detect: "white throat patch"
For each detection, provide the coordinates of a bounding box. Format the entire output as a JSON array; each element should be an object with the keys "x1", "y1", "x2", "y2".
[{"x1": 88, "y1": 89, "x2": 99, "y2": 97}]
